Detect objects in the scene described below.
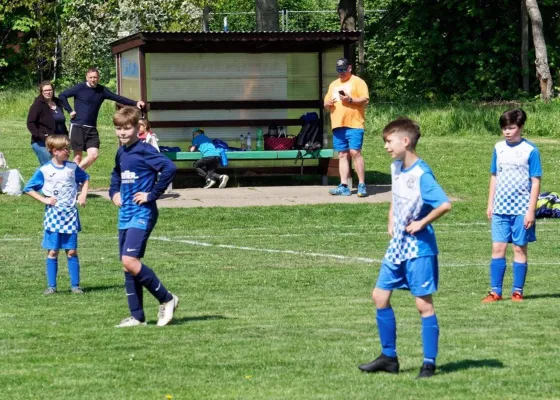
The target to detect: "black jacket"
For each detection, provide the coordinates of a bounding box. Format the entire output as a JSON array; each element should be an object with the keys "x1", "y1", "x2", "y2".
[{"x1": 26, "y1": 95, "x2": 68, "y2": 144}]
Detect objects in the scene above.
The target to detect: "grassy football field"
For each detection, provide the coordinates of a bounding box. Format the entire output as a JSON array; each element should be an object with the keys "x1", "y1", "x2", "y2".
[{"x1": 0, "y1": 92, "x2": 559, "y2": 399}]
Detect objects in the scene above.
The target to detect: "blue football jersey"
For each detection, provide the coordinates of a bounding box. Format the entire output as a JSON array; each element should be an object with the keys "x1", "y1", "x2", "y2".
[
  {"x1": 490, "y1": 139, "x2": 542, "y2": 215},
  {"x1": 109, "y1": 140, "x2": 176, "y2": 230},
  {"x1": 384, "y1": 159, "x2": 449, "y2": 264},
  {"x1": 24, "y1": 161, "x2": 89, "y2": 234}
]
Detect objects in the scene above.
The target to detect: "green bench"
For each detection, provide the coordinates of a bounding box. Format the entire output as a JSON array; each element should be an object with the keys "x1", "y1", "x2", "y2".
[
  {"x1": 163, "y1": 149, "x2": 336, "y2": 185},
  {"x1": 164, "y1": 149, "x2": 334, "y2": 161}
]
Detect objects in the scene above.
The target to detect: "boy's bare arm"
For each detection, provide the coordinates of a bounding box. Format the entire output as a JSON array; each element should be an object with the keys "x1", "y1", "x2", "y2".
[
  {"x1": 405, "y1": 202, "x2": 452, "y2": 234},
  {"x1": 189, "y1": 145, "x2": 196, "y2": 152},
  {"x1": 26, "y1": 190, "x2": 56, "y2": 206},
  {"x1": 487, "y1": 175, "x2": 497, "y2": 220},
  {"x1": 77, "y1": 180, "x2": 89, "y2": 207},
  {"x1": 524, "y1": 176, "x2": 541, "y2": 228}
]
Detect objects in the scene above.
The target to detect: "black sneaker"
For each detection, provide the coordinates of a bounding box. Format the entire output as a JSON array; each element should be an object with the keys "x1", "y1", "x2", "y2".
[
  {"x1": 358, "y1": 354, "x2": 400, "y2": 373},
  {"x1": 417, "y1": 363, "x2": 436, "y2": 378}
]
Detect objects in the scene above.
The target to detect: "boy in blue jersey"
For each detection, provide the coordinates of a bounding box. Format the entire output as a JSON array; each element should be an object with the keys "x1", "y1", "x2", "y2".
[
  {"x1": 109, "y1": 107, "x2": 179, "y2": 328},
  {"x1": 358, "y1": 118, "x2": 451, "y2": 378},
  {"x1": 483, "y1": 109, "x2": 541, "y2": 303},
  {"x1": 24, "y1": 135, "x2": 90, "y2": 295},
  {"x1": 190, "y1": 128, "x2": 228, "y2": 189}
]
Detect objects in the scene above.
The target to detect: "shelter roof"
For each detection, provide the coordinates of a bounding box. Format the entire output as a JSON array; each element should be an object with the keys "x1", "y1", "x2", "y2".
[{"x1": 110, "y1": 31, "x2": 362, "y2": 54}]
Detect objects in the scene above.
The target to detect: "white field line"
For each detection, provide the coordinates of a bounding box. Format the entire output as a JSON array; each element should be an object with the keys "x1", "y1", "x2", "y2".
[
  {"x1": 152, "y1": 236, "x2": 559, "y2": 268},
  {"x1": 152, "y1": 236, "x2": 382, "y2": 264}
]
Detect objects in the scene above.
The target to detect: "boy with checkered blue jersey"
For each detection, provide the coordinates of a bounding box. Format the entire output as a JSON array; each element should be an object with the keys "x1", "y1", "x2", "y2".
[
  {"x1": 359, "y1": 118, "x2": 451, "y2": 379},
  {"x1": 24, "y1": 135, "x2": 89, "y2": 295},
  {"x1": 483, "y1": 109, "x2": 541, "y2": 303}
]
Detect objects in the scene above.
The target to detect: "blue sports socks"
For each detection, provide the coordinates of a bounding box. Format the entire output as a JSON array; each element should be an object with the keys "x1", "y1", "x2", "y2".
[
  {"x1": 125, "y1": 272, "x2": 145, "y2": 322},
  {"x1": 512, "y1": 261, "x2": 528, "y2": 294},
  {"x1": 46, "y1": 257, "x2": 58, "y2": 288},
  {"x1": 137, "y1": 264, "x2": 173, "y2": 304},
  {"x1": 489, "y1": 257, "x2": 507, "y2": 296},
  {"x1": 67, "y1": 256, "x2": 80, "y2": 288},
  {"x1": 376, "y1": 307, "x2": 397, "y2": 358},
  {"x1": 421, "y1": 314, "x2": 439, "y2": 365}
]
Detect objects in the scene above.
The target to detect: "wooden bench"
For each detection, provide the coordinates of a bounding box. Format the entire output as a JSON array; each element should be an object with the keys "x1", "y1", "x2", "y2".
[{"x1": 163, "y1": 149, "x2": 336, "y2": 185}]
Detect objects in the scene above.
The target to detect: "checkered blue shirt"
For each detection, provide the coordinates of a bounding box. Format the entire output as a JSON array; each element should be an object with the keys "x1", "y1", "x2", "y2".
[
  {"x1": 491, "y1": 139, "x2": 542, "y2": 215},
  {"x1": 24, "y1": 161, "x2": 89, "y2": 234},
  {"x1": 384, "y1": 160, "x2": 449, "y2": 264}
]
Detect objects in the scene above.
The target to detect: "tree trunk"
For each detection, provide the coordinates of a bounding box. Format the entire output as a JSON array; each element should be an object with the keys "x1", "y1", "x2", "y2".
[
  {"x1": 202, "y1": 5, "x2": 210, "y2": 33},
  {"x1": 525, "y1": 0, "x2": 553, "y2": 101},
  {"x1": 356, "y1": 0, "x2": 364, "y2": 75},
  {"x1": 337, "y1": 0, "x2": 356, "y2": 32},
  {"x1": 521, "y1": 0, "x2": 529, "y2": 93},
  {"x1": 256, "y1": 0, "x2": 279, "y2": 32}
]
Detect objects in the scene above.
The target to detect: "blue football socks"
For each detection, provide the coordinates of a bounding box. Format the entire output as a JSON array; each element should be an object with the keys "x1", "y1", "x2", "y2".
[
  {"x1": 46, "y1": 257, "x2": 58, "y2": 288},
  {"x1": 512, "y1": 261, "x2": 528, "y2": 294},
  {"x1": 137, "y1": 264, "x2": 172, "y2": 304},
  {"x1": 489, "y1": 257, "x2": 507, "y2": 296},
  {"x1": 421, "y1": 314, "x2": 439, "y2": 365},
  {"x1": 67, "y1": 256, "x2": 80, "y2": 288},
  {"x1": 376, "y1": 307, "x2": 397, "y2": 358},
  {"x1": 125, "y1": 272, "x2": 145, "y2": 322}
]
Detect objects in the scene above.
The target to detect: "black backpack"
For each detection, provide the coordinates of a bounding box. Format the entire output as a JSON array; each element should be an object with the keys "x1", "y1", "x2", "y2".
[{"x1": 295, "y1": 117, "x2": 322, "y2": 151}]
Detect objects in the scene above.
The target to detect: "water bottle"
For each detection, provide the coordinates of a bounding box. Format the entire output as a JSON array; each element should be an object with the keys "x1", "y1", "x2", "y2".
[
  {"x1": 246, "y1": 132, "x2": 252, "y2": 151},
  {"x1": 256, "y1": 127, "x2": 263, "y2": 151},
  {"x1": 240, "y1": 134, "x2": 245, "y2": 150}
]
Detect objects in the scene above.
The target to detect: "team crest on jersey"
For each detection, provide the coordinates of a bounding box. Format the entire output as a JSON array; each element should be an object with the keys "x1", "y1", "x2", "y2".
[
  {"x1": 121, "y1": 170, "x2": 139, "y2": 183},
  {"x1": 407, "y1": 178, "x2": 414, "y2": 188}
]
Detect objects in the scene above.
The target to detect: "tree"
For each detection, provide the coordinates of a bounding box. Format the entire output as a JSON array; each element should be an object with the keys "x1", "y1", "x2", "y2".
[
  {"x1": 521, "y1": 0, "x2": 529, "y2": 93},
  {"x1": 255, "y1": 0, "x2": 279, "y2": 31},
  {"x1": 525, "y1": 0, "x2": 554, "y2": 101},
  {"x1": 337, "y1": 0, "x2": 356, "y2": 31}
]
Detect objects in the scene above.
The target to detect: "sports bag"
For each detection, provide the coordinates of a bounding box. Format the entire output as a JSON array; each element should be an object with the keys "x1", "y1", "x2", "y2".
[
  {"x1": 264, "y1": 126, "x2": 295, "y2": 150},
  {"x1": 0, "y1": 169, "x2": 24, "y2": 196},
  {"x1": 295, "y1": 112, "x2": 322, "y2": 151}
]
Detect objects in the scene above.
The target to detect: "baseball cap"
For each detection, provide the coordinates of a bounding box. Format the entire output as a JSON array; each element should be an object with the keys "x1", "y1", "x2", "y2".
[
  {"x1": 192, "y1": 127, "x2": 204, "y2": 135},
  {"x1": 336, "y1": 58, "x2": 350, "y2": 71}
]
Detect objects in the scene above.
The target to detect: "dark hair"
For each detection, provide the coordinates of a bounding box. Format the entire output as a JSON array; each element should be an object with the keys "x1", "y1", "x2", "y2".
[
  {"x1": 86, "y1": 67, "x2": 99, "y2": 75},
  {"x1": 499, "y1": 108, "x2": 527, "y2": 128},
  {"x1": 39, "y1": 80, "x2": 54, "y2": 96},
  {"x1": 382, "y1": 117, "x2": 421, "y2": 149}
]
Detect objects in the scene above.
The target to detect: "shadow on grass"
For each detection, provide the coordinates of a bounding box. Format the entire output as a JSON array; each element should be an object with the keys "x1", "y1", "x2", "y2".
[
  {"x1": 84, "y1": 284, "x2": 124, "y2": 293},
  {"x1": 438, "y1": 359, "x2": 504, "y2": 374},
  {"x1": 171, "y1": 315, "x2": 228, "y2": 325},
  {"x1": 523, "y1": 293, "x2": 560, "y2": 300}
]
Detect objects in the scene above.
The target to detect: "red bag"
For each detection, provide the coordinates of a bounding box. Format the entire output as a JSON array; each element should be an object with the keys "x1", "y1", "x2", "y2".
[{"x1": 264, "y1": 127, "x2": 295, "y2": 150}]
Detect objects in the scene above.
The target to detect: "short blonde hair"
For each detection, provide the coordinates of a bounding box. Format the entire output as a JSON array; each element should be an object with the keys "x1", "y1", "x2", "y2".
[
  {"x1": 46, "y1": 135, "x2": 71, "y2": 153},
  {"x1": 113, "y1": 107, "x2": 140, "y2": 127}
]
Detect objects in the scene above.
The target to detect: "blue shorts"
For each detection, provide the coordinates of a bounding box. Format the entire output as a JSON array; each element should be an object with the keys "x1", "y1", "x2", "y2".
[
  {"x1": 375, "y1": 256, "x2": 439, "y2": 297},
  {"x1": 333, "y1": 127, "x2": 364, "y2": 151},
  {"x1": 42, "y1": 231, "x2": 78, "y2": 250},
  {"x1": 119, "y1": 227, "x2": 154, "y2": 259},
  {"x1": 492, "y1": 214, "x2": 536, "y2": 246}
]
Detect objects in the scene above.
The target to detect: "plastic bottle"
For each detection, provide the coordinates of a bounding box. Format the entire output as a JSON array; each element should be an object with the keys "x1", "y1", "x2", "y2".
[
  {"x1": 240, "y1": 134, "x2": 245, "y2": 150},
  {"x1": 246, "y1": 132, "x2": 252, "y2": 151},
  {"x1": 256, "y1": 127, "x2": 263, "y2": 151}
]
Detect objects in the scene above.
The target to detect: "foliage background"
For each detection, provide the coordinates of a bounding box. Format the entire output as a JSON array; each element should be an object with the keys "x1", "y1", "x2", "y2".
[{"x1": 0, "y1": 0, "x2": 559, "y2": 100}]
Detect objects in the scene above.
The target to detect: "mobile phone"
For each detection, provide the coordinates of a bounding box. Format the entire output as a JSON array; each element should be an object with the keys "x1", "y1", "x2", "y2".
[{"x1": 338, "y1": 90, "x2": 345, "y2": 96}]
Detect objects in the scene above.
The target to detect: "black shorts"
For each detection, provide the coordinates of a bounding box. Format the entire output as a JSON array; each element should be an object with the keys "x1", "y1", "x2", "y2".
[{"x1": 69, "y1": 124, "x2": 100, "y2": 151}]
